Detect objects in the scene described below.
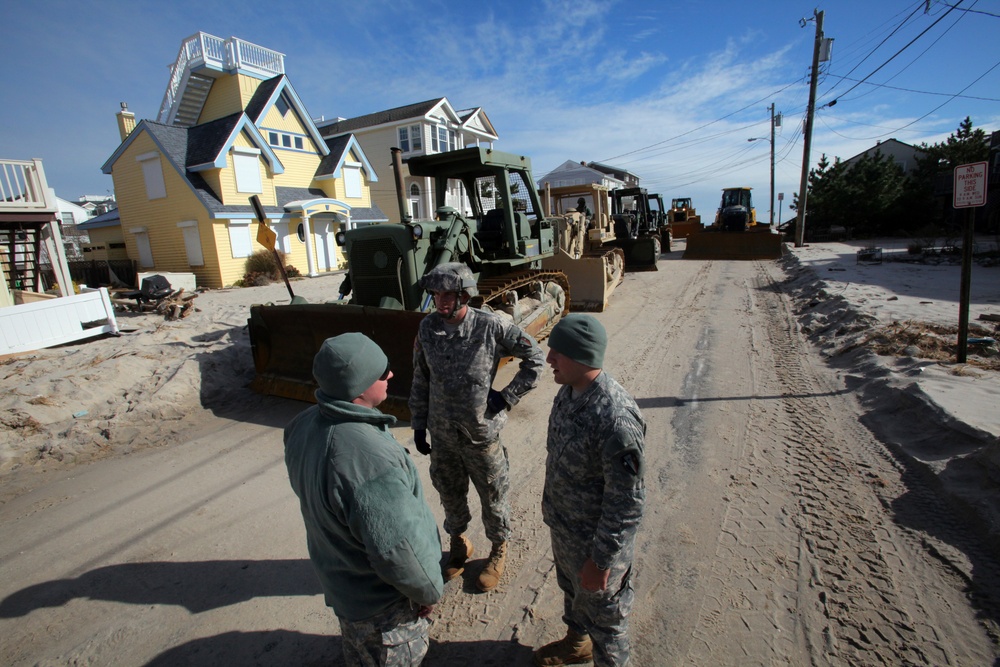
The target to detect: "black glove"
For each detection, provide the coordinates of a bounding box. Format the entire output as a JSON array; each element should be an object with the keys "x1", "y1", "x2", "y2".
[
  {"x1": 414, "y1": 429, "x2": 431, "y2": 455},
  {"x1": 487, "y1": 389, "x2": 510, "y2": 415}
]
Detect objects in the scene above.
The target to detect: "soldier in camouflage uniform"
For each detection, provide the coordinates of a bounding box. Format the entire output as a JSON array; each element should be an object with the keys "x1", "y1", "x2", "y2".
[
  {"x1": 533, "y1": 314, "x2": 646, "y2": 667},
  {"x1": 285, "y1": 334, "x2": 443, "y2": 666},
  {"x1": 409, "y1": 262, "x2": 545, "y2": 593}
]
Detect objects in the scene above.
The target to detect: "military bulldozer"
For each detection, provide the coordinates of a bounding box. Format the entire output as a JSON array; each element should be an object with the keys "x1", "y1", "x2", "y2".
[
  {"x1": 608, "y1": 187, "x2": 662, "y2": 270},
  {"x1": 248, "y1": 146, "x2": 582, "y2": 416},
  {"x1": 668, "y1": 197, "x2": 703, "y2": 239},
  {"x1": 539, "y1": 182, "x2": 625, "y2": 311},
  {"x1": 682, "y1": 187, "x2": 784, "y2": 260}
]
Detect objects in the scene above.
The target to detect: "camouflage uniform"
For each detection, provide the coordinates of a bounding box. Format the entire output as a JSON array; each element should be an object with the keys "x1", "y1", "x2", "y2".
[
  {"x1": 542, "y1": 371, "x2": 646, "y2": 667},
  {"x1": 339, "y1": 598, "x2": 430, "y2": 667},
  {"x1": 410, "y1": 306, "x2": 543, "y2": 543}
]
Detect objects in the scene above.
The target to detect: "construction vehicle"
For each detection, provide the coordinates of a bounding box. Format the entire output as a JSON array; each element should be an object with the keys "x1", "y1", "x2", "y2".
[
  {"x1": 682, "y1": 187, "x2": 784, "y2": 260},
  {"x1": 539, "y1": 182, "x2": 625, "y2": 311},
  {"x1": 646, "y1": 192, "x2": 673, "y2": 253},
  {"x1": 608, "y1": 187, "x2": 661, "y2": 270},
  {"x1": 668, "y1": 197, "x2": 703, "y2": 239},
  {"x1": 249, "y1": 146, "x2": 590, "y2": 416}
]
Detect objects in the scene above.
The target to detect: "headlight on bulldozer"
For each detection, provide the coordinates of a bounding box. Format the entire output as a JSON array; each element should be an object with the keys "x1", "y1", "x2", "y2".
[
  {"x1": 335, "y1": 230, "x2": 347, "y2": 246},
  {"x1": 411, "y1": 225, "x2": 423, "y2": 241}
]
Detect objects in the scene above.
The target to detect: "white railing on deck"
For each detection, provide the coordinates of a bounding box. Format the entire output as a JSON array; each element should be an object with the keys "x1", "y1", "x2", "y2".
[
  {"x1": 157, "y1": 32, "x2": 285, "y2": 123},
  {"x1": 0, "y1": 158, "x2": 56, "y2": 212}
]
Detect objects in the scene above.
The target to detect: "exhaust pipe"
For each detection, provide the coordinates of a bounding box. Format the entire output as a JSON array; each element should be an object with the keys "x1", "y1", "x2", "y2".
[{"x1": 391, "y1": 147, "x2": 410, "y2": 223}]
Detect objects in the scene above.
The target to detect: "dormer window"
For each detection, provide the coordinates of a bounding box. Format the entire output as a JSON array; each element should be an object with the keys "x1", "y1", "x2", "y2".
[{"x1": 275, "y1": 93, "x2": 291, "y2": 117}]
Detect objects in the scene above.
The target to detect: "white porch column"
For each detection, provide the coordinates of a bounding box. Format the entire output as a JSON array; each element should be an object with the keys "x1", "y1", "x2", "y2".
[{"x1": 302, "y1": 212, "x2": 317, "y2": 277}]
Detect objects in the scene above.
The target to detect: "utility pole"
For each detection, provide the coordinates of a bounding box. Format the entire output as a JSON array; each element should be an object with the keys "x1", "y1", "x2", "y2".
[
  {"x1": 768, "y1": 103, "x2": 776, "y2": 227},
  {"x1": 795, "y1": 9, "x2": 824, "y2": 248}
]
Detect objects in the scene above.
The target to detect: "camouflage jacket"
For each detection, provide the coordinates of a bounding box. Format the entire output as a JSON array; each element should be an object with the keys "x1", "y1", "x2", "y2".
[
  {"x1": 542, "y1": 371, "x2": 646, "y2": 570},
  {"x1": 409, "y1": 307, "x2": 543, "y2": 444}
]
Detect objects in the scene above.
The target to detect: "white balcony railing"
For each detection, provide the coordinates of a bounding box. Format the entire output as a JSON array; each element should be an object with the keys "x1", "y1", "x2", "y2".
[
  {"x1": 0, "y1": 158, "x2": 56, "y2": 212},
  {"x1": 157, "y1": 32, "x2": 285, "y2": 123}
]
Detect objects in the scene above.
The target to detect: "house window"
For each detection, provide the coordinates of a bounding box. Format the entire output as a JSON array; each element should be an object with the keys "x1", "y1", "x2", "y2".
[
  {"x1": 409, "y1": 183, "x2": 420, "y2": 197},
  {"x1": 398, "y1": 125, "x2": 422, "y2": 153},
  {"x1": 344, "y1": 165, "x2": 362, "y2": 198},
  {"x1": 136, "y1": 152, "x2": 166, "y2": 200},
  {"x1": 267, "y1": 131, "x2": 306, "y2": 151},
  {"x1": 297, "y1": 223, "x2": 305, "y2": 243},
  {"x1": 232, "y1": 147, "x2": 262, "y2": 194},
  {"x1": 130, "y1": 227, "x2": 154, "y2": 267},
  {"x1": 275, "y1": 93, "x2": 290, "y2": 117},
  {"x1": 177, "y1": 220, "x2": 204, "y2": 266},
  {"x1": 228, "y1": 220, "x2": 253, "y2": 258}
]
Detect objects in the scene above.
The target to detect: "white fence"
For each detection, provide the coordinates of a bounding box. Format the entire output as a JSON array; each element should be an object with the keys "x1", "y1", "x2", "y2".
[{"x1": 0, "y1": 288, "x2": 119, "y2": 355}]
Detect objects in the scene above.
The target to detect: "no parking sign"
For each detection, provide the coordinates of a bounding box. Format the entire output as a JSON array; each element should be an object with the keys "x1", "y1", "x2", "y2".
[{"x1": 954, "y1": 162, "x2": 988, "y2": 208}]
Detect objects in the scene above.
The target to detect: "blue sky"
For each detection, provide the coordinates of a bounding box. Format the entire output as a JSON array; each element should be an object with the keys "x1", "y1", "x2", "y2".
[{"x1": 2, "y1": 0, "x2": 998, "y2": 222}]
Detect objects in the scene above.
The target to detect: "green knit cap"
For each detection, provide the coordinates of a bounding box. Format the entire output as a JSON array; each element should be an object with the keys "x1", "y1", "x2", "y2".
[
  {"x1": 548, "y1": 314, "x2": 607, "y2": 369},
  {"x1": 312, "y1": 333, "x2": 388, "y2": 401}
]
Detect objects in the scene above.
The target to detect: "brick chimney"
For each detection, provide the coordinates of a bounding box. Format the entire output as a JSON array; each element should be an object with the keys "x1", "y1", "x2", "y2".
[{"x1": 116, "y1": 102, "x2": 136, "y2": 141}]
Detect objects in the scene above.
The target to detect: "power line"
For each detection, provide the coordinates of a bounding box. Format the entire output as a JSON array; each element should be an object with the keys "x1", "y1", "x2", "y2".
[
  {"x1": 826, "y1": 0, "x2": 963, "y2": 104},
  {"x1": 598, "y1": 79, "x2": 803, "y2": 163},
  {"x1": 823, "y1": 72, "x2": 1000, "y2": 101},
  {"x1": 936, "y1": 1, "x2": 1000, "y2": 18}
]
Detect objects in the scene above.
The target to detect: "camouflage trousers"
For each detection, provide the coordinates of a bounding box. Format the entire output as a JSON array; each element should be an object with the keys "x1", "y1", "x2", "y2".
[
  {"x1": 428, "y1": 427, "x2": 511, "y2": 544},
  {"x1": 338, "y1": 598, "x2": 430, "y2": 667},
  {"x1": 550, "y1": 529, "x2": 636, "y2": 667}
]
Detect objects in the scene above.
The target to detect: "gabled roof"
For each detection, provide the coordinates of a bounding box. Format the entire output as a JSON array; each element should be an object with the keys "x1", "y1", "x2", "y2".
[
  {"x1": 77, "y1": 207, "x2": 120, "y2": 230},
  {"x1": 245, "y1": 75, "x2": 329, "y2": 156},
  {"x1": 587, "y1": 161, "x2": 640, "y2": 181},
  {"x1": 101, "y1": 120, "x2": 270, "y2": 219},
  {"x1": 185, "y1": 112, "x2": 283, "y2": 172},
  {"x1": 842, "y1": 138, "x2": 924, "y2": 166},
  {"x1": 317, "y1": 98, "x2": 460, "y2": 136},
  {"x1": 316, "y1": 134, "x2": 379, "y2": 182},
  {"x1": 455, "y1": 107, "x2": 498, "y2": 140},
  {"x1": 102, "y1": 115, "x2": 282, "y2": 176}
]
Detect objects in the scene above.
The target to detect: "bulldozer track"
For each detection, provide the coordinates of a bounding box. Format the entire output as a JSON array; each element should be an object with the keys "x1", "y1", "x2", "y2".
[{"x1": 472, "y1": 269, "x2": 571, "y2": 341}]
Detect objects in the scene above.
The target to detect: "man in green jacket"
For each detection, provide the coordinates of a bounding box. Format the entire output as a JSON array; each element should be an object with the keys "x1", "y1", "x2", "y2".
[{"x1": 285, "y1": 333, "x2": 444, "y2": 666}]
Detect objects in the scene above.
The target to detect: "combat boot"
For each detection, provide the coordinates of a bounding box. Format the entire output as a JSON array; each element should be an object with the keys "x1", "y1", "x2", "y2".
[
  {"x1": 443, "y1": 533, "x2": 473, "y2": 581},
  {"x1": 533, "y1": 628, "x2": 593, "y2": 666},
  {"x1": 476, "y1": 540, "x2": 507, "y2": 592}
]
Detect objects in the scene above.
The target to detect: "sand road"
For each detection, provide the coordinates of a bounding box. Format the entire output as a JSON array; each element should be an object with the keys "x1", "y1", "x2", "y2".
[{"x1": 2, "y1": 253, "x2": 999, "y2": 665}]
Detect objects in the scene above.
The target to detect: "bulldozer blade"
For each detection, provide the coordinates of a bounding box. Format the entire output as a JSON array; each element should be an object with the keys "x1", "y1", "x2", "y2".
[
  {"x1": 682, "y1": 231, "x2": 785, "y2": 260},
  {"x1": 541, "y1": 248, "x2": 624, "y2": 312},
  {"x1": 610, "y1": 237, "x2": 660, "y2": 271},
  {"x1": 248, "y1": 302, "x2": 426, "y2": 420},
  {"x1": 670, "y1": 221, "x2": 703, "y2": 239}
]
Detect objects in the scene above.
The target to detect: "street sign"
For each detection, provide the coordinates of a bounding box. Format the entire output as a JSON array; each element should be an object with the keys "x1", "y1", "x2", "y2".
[
  {"x1": 777, "y1": 192, "x2": 784, "y2": 201},
  {"x1": 953, "y1": 162, "x2": 988, "y2": 208},
  {"x1": 256, "y1": 221, "x2": 277, "y2": 250}
]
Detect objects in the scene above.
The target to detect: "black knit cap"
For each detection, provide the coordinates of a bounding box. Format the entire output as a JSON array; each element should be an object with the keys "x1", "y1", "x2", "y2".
[{"x1": 548, "y1": 314, "x2": 607, "y2": 369}]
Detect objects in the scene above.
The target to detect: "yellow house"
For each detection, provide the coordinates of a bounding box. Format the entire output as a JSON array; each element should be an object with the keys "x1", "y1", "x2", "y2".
[{"x1": 101, "y1": 32, "x2": 386, "y2": 289}]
